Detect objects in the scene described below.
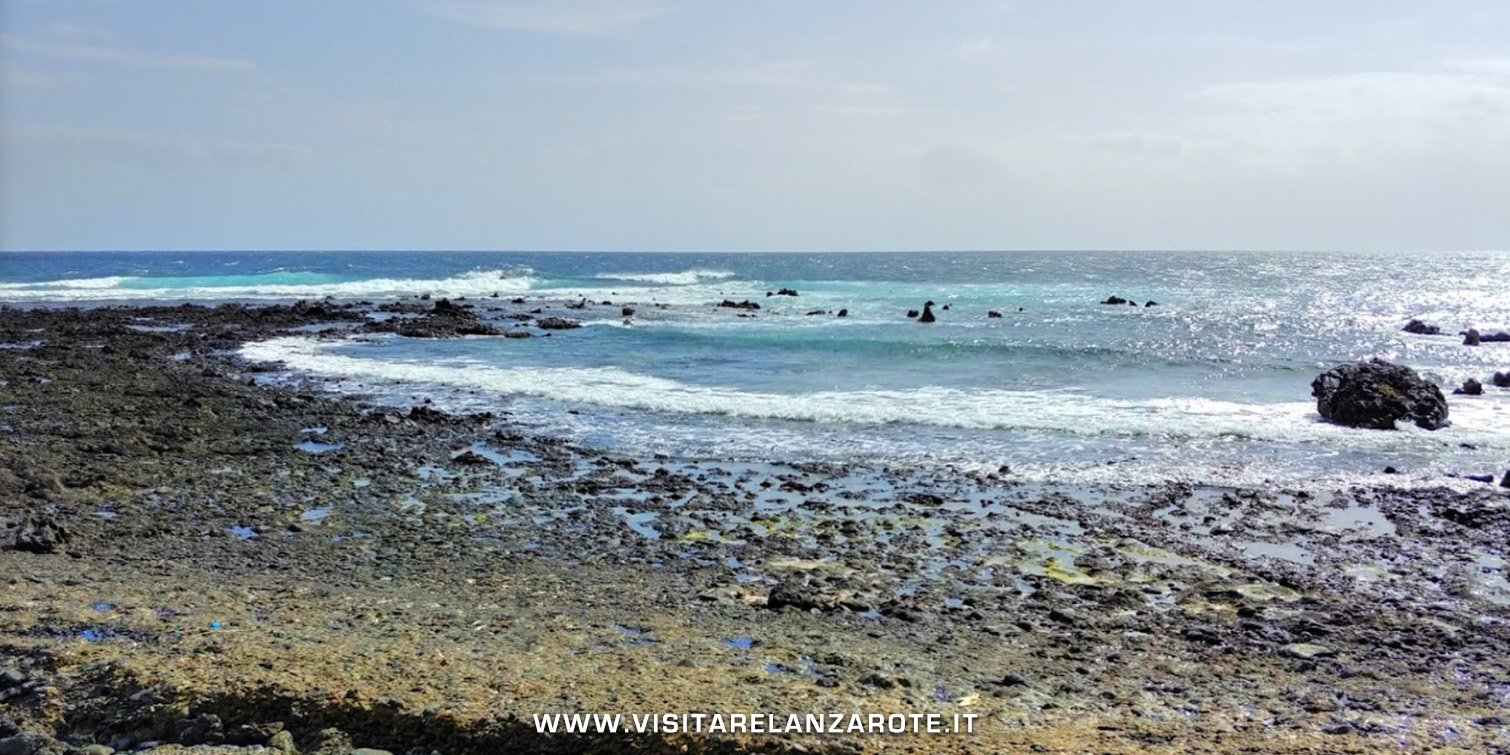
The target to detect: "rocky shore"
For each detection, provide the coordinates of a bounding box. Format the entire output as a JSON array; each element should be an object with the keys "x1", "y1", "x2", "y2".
[{"x1": 2, "y1": 302, "x2": 1508, "y2": 754}]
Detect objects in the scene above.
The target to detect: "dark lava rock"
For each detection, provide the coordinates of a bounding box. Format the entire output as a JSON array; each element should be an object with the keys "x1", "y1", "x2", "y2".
[
  {"x1": 906, "y1": 309, "x2": 918, "y2": 318},
  {"x1": 1311, "y1": 359, "x2": 1448, "y2": 430},
  {"x1": 14, "y1": 511, "x2": 70, "y2": 554},
  {"x1": 767, "y1": 578, "x2": 834, "y2": 612},
  {"x1": 1144, "y1": 300, "x2": 1159, "y2": 307},
  {"x1": 1402, "y1": 319, "x2": 1442, "y2": 335},
  {"x1": 174, "y1": 713, "x2": 226, "y2": 746},
  {"x1": 1502, "y1": 470, "x2": 1509, "y2": 489},
  {"x1": 805, "y1": 310, "x2": 826, "y2": 316},
  {"x1": 1464, "y1": 474, "x2": 1495, "y2": 484},
  {"x1": 1463, "y1": 329, "x2": 1481, "y2": 346},
  {"x1": 1494, "y1": 371, "x2": 1510, "y2": 388},
  {"x1": 903, "y1": 492, "x2": 945, "y2": 507},
  {"x1": 836, "y1": 309, "x2": 848, "y2": 317},
  {"x1": 536, "y1": 317, "x2": 581, "y2": 330},
  {"x1": 918, "y1": 303, "x2": 936, "y2": 324},
  {"x1": 0, "y1": 733, "x2": 63, "y2": 755},
  {"x1": 621, "y1": 307, "x2": 635, "y2": 317},
  {"x1": 987, "y1": 310, "x2": 1002, "y2": 318},
  {"x1": 450, "y1": 450, "x2": 492, "y2": 466},
  {"x1": 774, "y1": 288, "x2": 799, "y2": 297},
  {"x1": 1102, "y1": 296, "x2": 1129, "y2": 305},
  {"x1": 1454, "y1": 378, "x2": 1484, "y2": 396},
  {"x1": 718, "y1": 300, "x2": 760, "y2": 311},
  {"x1": 408, "y1": 406, "x2": 451, "y2": 423}
]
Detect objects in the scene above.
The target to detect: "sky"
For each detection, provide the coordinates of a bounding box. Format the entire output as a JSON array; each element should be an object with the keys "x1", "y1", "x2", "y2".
[{"x1": 1, "y1": 1, "x2": 1508, "y2": 252}]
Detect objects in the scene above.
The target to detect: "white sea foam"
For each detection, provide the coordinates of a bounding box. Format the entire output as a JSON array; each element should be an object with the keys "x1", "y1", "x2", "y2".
[
  {"x1": 240, "y1": 336, "x2": 1509, "y2": 450},
  {"x1": 0, "y1": 270, "x2": 538, "y2": 301},
  {"x1": 595, "y1": 269, "x2": 737, "y2": 285}
]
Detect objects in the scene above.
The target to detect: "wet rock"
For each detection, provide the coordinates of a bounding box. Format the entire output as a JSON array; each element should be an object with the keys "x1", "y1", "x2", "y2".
[
  {"x1": 918, "y1": 302, "x2": 936, "y2": 324},
  {"x1": 717, "y1": 300, "x2": 760, "y2": 311},
  {"x1": 1465, "y1": 474, "x2": 1495, "y2": 484},
  {"x1": 1501, "y1": 470, "x2": 1509, "y2": 489},
  {"x1": 774, "y1": 288, "x2": 799, "y2": 297},
  {"x1": 766, "y1": 578, "x2": 843, "y2": 612},
  {"x1": 1494, "y1": 371, "x2": 1510, "y2": 387},
  {"x1": 450, "y1": 450, "x2": 492, "y2": 466},
  {"x1": 1402, "y1": 319, "x2": 1442, "y2": 335},
  {"x1": 1463, "y1": 329, "x2": 1481, "y2": 346},
  {"x1": 903, "y1": 492, "x2": 945, "y2": 507},
  {"x1": 620, "y1": 307, "x2": 635, "y2": 318},
  {"x1": 1454, "y1": 378, "x2": 1484, "y2": 396},
  {"x1": 0, "y1": 669, "x2": 24, "y2": 689},
  {"x1": 407, "y1": 406, "x2": 451, "y2": 423},
  {"x1": 805, "y1": 310, "x2": 827, "y2": 316},
  {"x1": 1310, "y1": 359, "x2": 1448, "y2": 430},
  {"x1": 1101, "y1": 296, "x2": 1129, "y2": 305},
  {"x1": 1144, "y1": 301, "x2": 1158, "y2": 307},
  {"x1": 987, "y1": 310, "x2": 1002, "y2": 318},
  {"x1": 836, "y1": 309, "x2": 848, "y2": 317},
  {"x1": 14, "y1": 511, "x2": 70, "y2": 554},
  {"x1": 536, "y1": 317, "x2": 581, "y2": 330},
  {"x1": 905, "y1": 309, "x2": 918, "y2": 318}
]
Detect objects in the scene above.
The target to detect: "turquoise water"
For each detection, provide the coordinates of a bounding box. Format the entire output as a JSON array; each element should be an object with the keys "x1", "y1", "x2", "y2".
[{"x1": 5, "y1": 250, "x2": 1509, "y2": 488}]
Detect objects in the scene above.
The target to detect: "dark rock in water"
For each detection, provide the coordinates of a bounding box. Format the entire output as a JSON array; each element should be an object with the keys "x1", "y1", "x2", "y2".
[
  {"x1": 408, "y1": 406, "x2": 451, "y2": 423},
  {"x1": 1483, "y1": 331, "x2": 1510, "y2": 342},
  {"x1": 718, "y1": 300, "x2": 760, "y2": 310},
  {"x1": 536, "y1": 317, "x2": 581, "y2": 330},
  {"x1": 1454, "y1": 378, "x2": 1484, "y2": 396},
  {"x1": 906, "y1": 309, "x2": 919, "y2": 318},
  {"x1": 565, "y1": 298, "x2": 588, "y2": 310},
  {"x1": 14, "y1": 511, "x2": 70, "y2": 554},
  {"x1": 805, "y1": 309, "x2": 826, "y2": 316},
  {"x1": 450, "y1": 450, "x2": 492, "y2": 466},
  {"x1": 941, "y1": 304, "x2": 950, "y2": 311},
  {"x1": 430, "y1": 298, "x2": 466, "y2": 316},
  {"x1": 621, "y1": 307, "x2": 635, "y2": 317},
  {"x1": 987, "y1": 310, "x2": 1002, "y2": 318},
  {"x1": 1494, "y1": 371, "x2": 1510, "y2": 388},
  {"x1": 1502, "y1": 470, "x2": 1510, "y2": 488},
  {"x1": 775, "y1": 288, "x2": 799, "y2": 297},
  {"x1": 510, "y1": 297, "x2": 526, "y2": 304},
  {"x1": 904, "y1": 492, "x2": 945, "y2": 506},
  {"x1": 1144, "y1": 301, "x2": 1158, "y2": 307},
  {"x1": 836, "y1": 309, "x2": 848, "y2": 317},
  {"x1": 1102, "y1": 296, "x2": 1129, "y2": 305},
  {"x1": 1311, "y1": 359, "x2": 1449, "y2": 430},
  {"x1": 1466, "y1": 474, "x2": 1495, "y2": 484},
  {"x1": 1463, "y1": 329, "x2": 1481, "y2": 346},
  {"x1": 1383, "y1": 466, "x2": 1399, "y2": 474},
  {"x1": 918, "y1": 303, "x2": 936, "y2": 323},
  {"x1": 1402, "y1": 319, "x2": 1442, "y2": 335}
]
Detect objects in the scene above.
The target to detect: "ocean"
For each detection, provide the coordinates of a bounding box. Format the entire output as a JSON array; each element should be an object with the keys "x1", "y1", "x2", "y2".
[{"x1": 3, "y1": 250, "x2": 1508, "y2": 490}]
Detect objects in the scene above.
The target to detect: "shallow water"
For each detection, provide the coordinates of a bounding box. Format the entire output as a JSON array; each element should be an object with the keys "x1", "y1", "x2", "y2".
[{"x1": 5, "y1": 250, "x2": 1509, "y2": 489}]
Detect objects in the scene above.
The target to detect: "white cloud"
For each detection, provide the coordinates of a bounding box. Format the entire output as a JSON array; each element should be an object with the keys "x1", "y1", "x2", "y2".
[{"x1": 435, "y1": 0, "x2": 671, "y2": 36}]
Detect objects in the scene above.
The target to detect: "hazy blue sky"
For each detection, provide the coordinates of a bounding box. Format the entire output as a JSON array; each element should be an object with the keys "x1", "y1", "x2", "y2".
[{"x1": 2, "y1": 1, "x2": 1508, "y2": 251}]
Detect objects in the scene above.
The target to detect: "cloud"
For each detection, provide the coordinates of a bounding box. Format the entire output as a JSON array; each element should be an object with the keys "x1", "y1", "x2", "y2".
[
  {"x1": 0, "y1": 35, "x2": 254, "y2": 72},
  {"x1": 435, "y1": 0, "x2": 671, "y2": 36}
]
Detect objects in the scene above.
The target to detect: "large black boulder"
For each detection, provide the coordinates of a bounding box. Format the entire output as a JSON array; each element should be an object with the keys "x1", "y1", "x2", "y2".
[{"x1": 1310, "y1": 359, "x2": 1449, "y2": 430}]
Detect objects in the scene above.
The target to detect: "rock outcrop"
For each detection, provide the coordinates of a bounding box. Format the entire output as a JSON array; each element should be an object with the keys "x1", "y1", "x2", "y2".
[{"x1": 1310, "y1": 359, "x2": 1449, "y2": 430}]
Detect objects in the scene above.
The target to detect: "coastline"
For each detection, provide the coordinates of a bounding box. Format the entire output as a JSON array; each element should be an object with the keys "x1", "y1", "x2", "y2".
[{"x1": 2, "y1": 301, "x2": 1507, "y2": 754}]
